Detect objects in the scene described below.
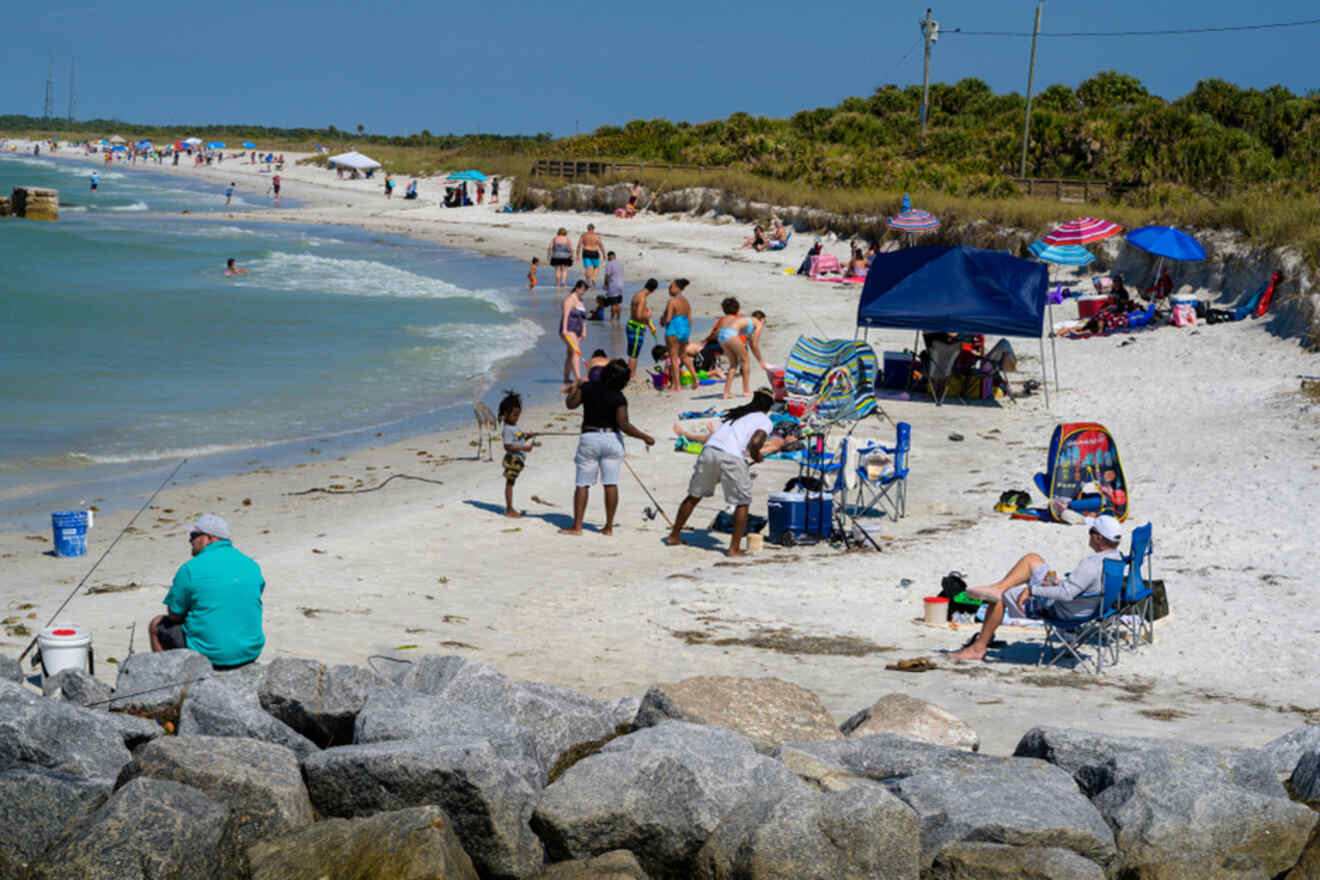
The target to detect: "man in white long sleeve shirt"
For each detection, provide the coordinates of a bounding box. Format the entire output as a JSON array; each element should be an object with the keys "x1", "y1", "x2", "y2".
[{"x1": 949, "y1": 515, "x2": 1124, "y2": 661}]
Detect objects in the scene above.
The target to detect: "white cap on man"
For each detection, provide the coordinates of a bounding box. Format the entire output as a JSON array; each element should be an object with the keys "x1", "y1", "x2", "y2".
[
  {"x1": 191, "y1": 514, "x2": 231, "y2": 541},
  {"x1": 1086, "y1": 514, "x2": 1122, "y2": 544}
]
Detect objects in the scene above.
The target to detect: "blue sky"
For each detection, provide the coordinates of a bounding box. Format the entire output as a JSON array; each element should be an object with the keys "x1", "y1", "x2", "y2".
[{"x1": 5, "y1": 0, "x2": 1317, "y2": 136}]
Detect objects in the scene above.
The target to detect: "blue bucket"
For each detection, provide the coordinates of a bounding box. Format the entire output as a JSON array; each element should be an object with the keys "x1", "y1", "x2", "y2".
[{"x1": 51, "y1": 511, "x2": 89, "y2": 557}]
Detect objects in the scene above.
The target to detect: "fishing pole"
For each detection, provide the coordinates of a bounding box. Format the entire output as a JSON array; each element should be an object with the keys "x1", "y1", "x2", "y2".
[
  {"x1": 19, "y1": 458, "x2": 187, "y2": 663},
  {"x1": 622, "y1": 457, "x2": 673, "y2": 527}
]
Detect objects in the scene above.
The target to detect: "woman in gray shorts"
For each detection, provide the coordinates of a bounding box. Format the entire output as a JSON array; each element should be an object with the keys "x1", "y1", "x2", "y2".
[{"x1": 559, "y1": 359, "x2": 655, "y2": 536}]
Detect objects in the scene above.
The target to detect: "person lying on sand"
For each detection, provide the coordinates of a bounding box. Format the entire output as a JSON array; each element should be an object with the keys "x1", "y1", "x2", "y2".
[
  {"x1": 948, "y1": 515, "x2": 1123, "y2": 661},
  {"x1": 672, "y1": 419, "x2": 798, "y2": 455}
]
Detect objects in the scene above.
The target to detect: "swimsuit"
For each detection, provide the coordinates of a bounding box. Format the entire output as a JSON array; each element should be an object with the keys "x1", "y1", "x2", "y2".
[
  {"x1": 625, "y1": 319, "x2": 648, "y2": 358},
  {"x1": 550, "y1": 240, "x2": 573, "y2": 267},
  {"x1": 716, "y1": 325, "x2": 745, "y2": 347},
  {"x1": 565, "y1": 305, "x2": 587, "y2": 336},
  {"x1": 582, "y1": 248, "x2": 600, "y2": 268},
  {"x1": 665, "y1": 313, "x2": 690, "y2": 343}
]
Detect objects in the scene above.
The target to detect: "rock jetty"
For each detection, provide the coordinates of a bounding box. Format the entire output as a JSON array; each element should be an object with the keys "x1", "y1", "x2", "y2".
[{"x1": 9, "y1": 187, "x2": 58, "y2": 221}]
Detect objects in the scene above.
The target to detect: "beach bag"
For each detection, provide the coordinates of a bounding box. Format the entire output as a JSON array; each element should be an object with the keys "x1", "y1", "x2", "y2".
[{"x1": 1171, "y1": 304, "x2": 1196, "y2": 327}]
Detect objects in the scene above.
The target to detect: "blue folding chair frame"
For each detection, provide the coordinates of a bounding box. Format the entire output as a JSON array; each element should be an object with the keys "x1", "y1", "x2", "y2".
[
  {"x1": 1119, "y1": 523, "x2": 1154, "y2": 651},
  {"x1": 851, "y1": 422, "x2": 910, "y2": 521},
  {"x1": 1038, "y1": 558, "x2": 1124, "y2": 674}
]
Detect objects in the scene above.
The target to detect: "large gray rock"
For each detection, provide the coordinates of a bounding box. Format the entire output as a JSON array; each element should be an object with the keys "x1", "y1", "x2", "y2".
[
  {"x1": 400, "y1": 653, "x2": 469, "y2": 693},
  {"x1": 1268, "y1": 725, "x2": 1320, "y2": 776},
  {"x1": 840, "y1": 692, "x2": 980, "y2": 752},
  {"x1": 303, "y1": 737, "x2": 544, "y2": 879},
  {"x1": 0, "y1": 679, "x2": 133, "y2": 779},
  {"x1": 118, "y1": 735, "x2": 314, "y2": 875},
  {"x1": 247, "y1": 805, "x2": 478, "y2": 880},
  {"x1": 353, "y1": 687, "x2": 541, "y2": 784},
  {"x1": 531, "y1": 850, "x2": 651, "y2": 879},
  {"x1": 634, "y1": 676, "x2": 842, "y2": 753},
  {"x1": 1291, "y1": 750, "x2": 1320, "y2": 807},
  {"x1": 107, "y1": 711, "x2": 164, "y2": 750},
  {"x1": 259, "y1": 656, "x2": 392, "y2": 746},
  {"x1": 43, "y1": 667, "x2": 113, "y2": 707},
  {"x1": 532, "y1": 721, "x2": 809, "y2": 879},
  {"x1": 694, "y1": 784, "x2": 921, "y2": 879},
  {"x1": 774, "y1": 732, "x2": 990, "y2": 781},
  {"x1": 109, "y1": 649, "x2": 213, "y2": 715},
  {"x1": 0, "y1": 765, "x2": 112, "y2": 871},
  {"x1": 1017, "y1": 727, "x2": 1317, "y2": 878},
  {"x1": 416, "y1": 659, "x2": 621, "y2": 774},
  {"x1": 607, "y1": 696, "x2": 642, "y2": 730},
  {"x1": 0, "y1": 654, "x2": 21, "y2": 684},
  {"x1": 178, "y1": 678, "x2": 318, "y2": 759},
  {"x1": 27, "y1": 776, "x2": 229, "y2": 880},
  {"x1": 929, "y1": 842, "x2": 1106, "y2": 880},
  {"x1": 1286, "y1": 827, "x2": 1320, "y2": 880},
  {"x1": 211, "y1": 661, "x2": 266, "y2": 703}
]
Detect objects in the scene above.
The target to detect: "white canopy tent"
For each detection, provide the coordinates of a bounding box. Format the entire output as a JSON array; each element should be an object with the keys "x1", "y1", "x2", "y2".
[
  {"x1": 328, "y1": 150, "x2": 382, "y2": 171},
  {"x1": 183, "y1": 137, "x2": 203, "y2": 146},
  {"x1": 107, "y1": 134, "x2": 127, "y2": 144}
]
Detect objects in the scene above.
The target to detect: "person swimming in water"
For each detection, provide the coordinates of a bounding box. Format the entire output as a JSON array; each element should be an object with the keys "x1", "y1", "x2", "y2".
[{"x1": 224, "y1": 258, "x2": 248, "y2": 276}]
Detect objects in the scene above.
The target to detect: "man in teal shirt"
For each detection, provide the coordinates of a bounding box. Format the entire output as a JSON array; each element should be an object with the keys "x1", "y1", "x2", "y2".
[{"x1": 150, "y1": 514, "x2": 265, "y2": 668}]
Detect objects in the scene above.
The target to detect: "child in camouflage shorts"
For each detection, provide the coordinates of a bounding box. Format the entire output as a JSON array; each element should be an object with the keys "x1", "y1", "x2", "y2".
[{"x1": 499, "y1": 390, "x2": 535, "y2": 518}]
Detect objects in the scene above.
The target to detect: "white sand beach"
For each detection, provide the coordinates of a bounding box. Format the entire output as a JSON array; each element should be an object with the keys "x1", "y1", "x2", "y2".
[{"x1": 4, "y1": 145, "x2": 1318, "y2": 754}]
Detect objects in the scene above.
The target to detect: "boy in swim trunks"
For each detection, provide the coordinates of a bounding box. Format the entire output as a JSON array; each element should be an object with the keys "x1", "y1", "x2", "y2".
[
  {"x1": 626, "y1": 278, "x2": 659, "y2": 380},
  {"x1": 527, "y1": 256, "x2": 539, "y2": 291},
  {"x1": 576, "y1": 223, "x2": 605, "y2": 288},
  {"x1": 498, "y1": 390, "x2": 535, "y2": 518},
  {"x1": 661, "y1": 279, "x2": 695, "y2": 393}
]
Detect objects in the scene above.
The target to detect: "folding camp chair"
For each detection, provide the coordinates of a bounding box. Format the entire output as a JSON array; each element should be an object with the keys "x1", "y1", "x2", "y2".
[
  {"x1": 1118, "y1": 523, "x2": 1155, "y2": 651},
  {"x1": 1038, "y1": 557, "x2": 1124, "y2": 673},
  {"x1": 850, "y1": 422, "x2": 910, "y2": 520},
  {"x1": 921, "y1": 337, "x2": 961, "y2": 405}
]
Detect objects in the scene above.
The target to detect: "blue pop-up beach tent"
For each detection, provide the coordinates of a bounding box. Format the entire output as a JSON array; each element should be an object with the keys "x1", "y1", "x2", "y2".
[{"x1": 857, "y1": 245, "x2": 1054, "y2": 405}]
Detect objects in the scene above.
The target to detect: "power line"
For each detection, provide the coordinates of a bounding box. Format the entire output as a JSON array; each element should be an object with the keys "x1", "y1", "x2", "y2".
[{"x1": 946, "y1": 16, "x2": 1320, "y2": 38}]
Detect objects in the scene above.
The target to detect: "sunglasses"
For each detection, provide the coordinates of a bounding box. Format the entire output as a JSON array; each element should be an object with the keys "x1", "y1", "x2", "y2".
[{"x1": 189, "y1": 532, "x2": 205, "y2": 540}]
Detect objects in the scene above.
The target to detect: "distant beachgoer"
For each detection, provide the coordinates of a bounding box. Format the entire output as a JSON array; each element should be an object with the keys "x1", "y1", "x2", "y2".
[
  {"x1": 844, "y1": 246, "x2": 866, "y2": 277},
  {"x1": 768, "y1": 219, "x2": 789, "y2": 247},
  {"x1": 548, "y1": 228, "x2": 574, "y2": 288},
  {"x1": 623, "y1": 181, "x2": 642, "y2": 217},
  {"x1": 491, "y1": 177, "x2": 500, "y2": 203},
  {"x1": 404, "y1": 179, "x2": 418, "y2": 200},
  {"x1": 225, "y1": 258, "x2": 248, "y2": 276},
  {"x1": 626, "y1": 278, "x2": 659, "y2": 380},
  {"x1": 89, "y1": 172, "x2": 98, "y2": 191},
  {"x1": 664, "y1": 391, "x2": 775, "y2": 557},
  {"x1": 660, "y1": 279, "x2": 695, "y2": 392},
  {"x1": 499, "y1": 390, "x2": 535, "y2": 518},
  {"x1": 1146, "y1": 268, "x2": 1173, "y2": 300},
  {"x1": 225, "y1": 182, "x2": 235, "y2": 206},
  {"x1": 384, "y1": 175, "x2": 395, "y2": 199},
  {"x1": 735, "y1": 225, "x2": 768, "y2": 252},
  {"x1": 672, "y1": 417, "x2": 798, "y2": 456},
  {"x1": 576, "y1": 224, "x2": 605, "y2": 288},
  {"x1": 561, "y1": 280, "x2": 589, "y2": 384},
  {"x1": 271, "y1": 174, "x2": 281, "y2": 205},
  {"x1": 603, "y1": 251, "x2": 625, "y2": 325},
  {"x1": 149, "y1": 514, "x2": 265, "y2": 669},
  {"x1": 586, "y1": 349, "x2": 610, "y2": 383},
  {"x1": 707, "y1": 297, "x2": 757, "y2": 399},
  {"x1": 476, "y1": 182, "x2": 485, "y2": 204},
  {"x1": 527, "y1": 256, "x2": 540, "y2": 291},
  {"x1": 559, "y1": 359, "x2": 655, "y2": 537}
]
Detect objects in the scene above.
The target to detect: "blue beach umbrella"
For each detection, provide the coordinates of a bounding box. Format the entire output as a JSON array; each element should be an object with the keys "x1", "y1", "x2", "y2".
[
  {"x1": 1028, "y1": 241, "x2": 1095, "y2": 266},
  {"x1": 1126, "y1": 225, "x2": 1205, "y2": 261},
  {"x1": 446, "y1": 169, "x2": 488, "y2": 181},
  {"x1": 241, "y1": 141, "x2": 256, "y2": 149},
  {"x1": 206, "y1": 141, "x2": 226, "y2": 149},
  {"x1": 136, "y1": 140, "x2": 152, "y2": 149}
]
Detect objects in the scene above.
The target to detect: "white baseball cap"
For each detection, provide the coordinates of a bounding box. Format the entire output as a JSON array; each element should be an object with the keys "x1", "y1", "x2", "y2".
[
  {"x1": 191, "y1": 514, "x2": 231, "y2": 541},
  {"x1": 1085, "y1": 514, "x2": 1122, "y2": 543}
]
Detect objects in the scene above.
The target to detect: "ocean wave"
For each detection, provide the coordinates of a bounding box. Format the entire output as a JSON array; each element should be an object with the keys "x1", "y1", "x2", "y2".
[
  {"x1": 104, "y1": 201, "x2": 150, "y2": 212},
  {"x1": 242, "y1": 251, "x2": 516, "y2": 309},
  {"x1": 405, "y1": 318, "x2": 545, "y2": 381},
  {"x1": 72, "y1": 441, "x2": 268, "y2": 465}
]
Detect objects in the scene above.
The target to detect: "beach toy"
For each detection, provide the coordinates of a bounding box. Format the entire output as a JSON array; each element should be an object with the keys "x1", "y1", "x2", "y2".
[
  {"x1": 37, "y1": 623, "x2": 93, "y2": 680},
  {"x1": 51, "y1": 510, "x2": 90, "y2": 557},
  {"x1": 922, "y1": 596, "x2": 949, "y2": 624}
]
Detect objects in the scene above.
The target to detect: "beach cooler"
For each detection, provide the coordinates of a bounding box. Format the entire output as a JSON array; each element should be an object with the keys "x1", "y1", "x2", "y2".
[
  {"x1": 767, "y1": 491, "x2": 833, "y2": 545},
  {"x1": 1077, "y1": 296, "x2": 1113, "y2": 319},
  {"x1": 882, "y1": 351, "x2": 914, "y2": 390}
]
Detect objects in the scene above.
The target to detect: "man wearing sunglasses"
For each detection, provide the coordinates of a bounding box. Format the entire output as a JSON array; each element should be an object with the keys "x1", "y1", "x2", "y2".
[{"x1": 149, "y1": 514, "x2": 265, "y2": 669}]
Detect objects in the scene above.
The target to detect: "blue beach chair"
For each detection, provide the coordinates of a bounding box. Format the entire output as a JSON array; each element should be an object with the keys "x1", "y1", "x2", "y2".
[
  {"x1": 1118, "y1": 523, "x2": 1155, "y2": 651},
  {"x1": 850, "y1": 422, "x2": 911, "y2": 520},
  {"x1": 1038, "y1": 557, "x2": 1124, "y2": 674}
]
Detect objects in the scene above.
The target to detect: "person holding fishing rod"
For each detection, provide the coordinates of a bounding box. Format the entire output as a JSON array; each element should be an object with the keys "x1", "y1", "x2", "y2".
[{"x1": 560, "y1": 359, "x2": 655, "y2": 537}]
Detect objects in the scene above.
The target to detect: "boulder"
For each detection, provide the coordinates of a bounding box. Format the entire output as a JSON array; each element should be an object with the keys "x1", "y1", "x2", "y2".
[
  {"x1": 412, "y1": 658, "x2": 620, "y2": 773},
  {"x1": 27, "y1": 776, "x2": 228, "y2": 880},
  {"x1": 1291, "y1": 750, "x2": 1320, "y2": 807},
  {"x1": 0, "y1": 679, "x2": 133, "y2": 779},
  {"x1": 773, "y1": 747, "x2": 875, "y2": 793},
  {"x1": 1285, "y1": 827, "x2": 1320, "y2": 880},
  {"x1": 400, "y1": 653, "x2": 469, "y2": 693},
  {"x1": 0, "y1": 654, "x2": 22, "y2": 683},
  {"x1": 247, "y1": 805, "x2": 477, "y2": 880},
  {"x1": 530, "y1": 850, "x2": 651, "y2": 879},
  {"x1": 12, "y1": 186, "x2": 59, "y2": 221},
  {"x1": 1016, "y1": 727, "x2": 1317, "y2": 878},
  {"x1": 840, "y1": 692, "x2": 980, "y2": 752},
  {"x1": 211, "y1": 661, "x2": 266, "y2": 703},
  {"x1": 608, "y1": 695, "x2": 642, "y2": 729},
  {"x1": 353, "y1": 687, "x2": 541, "y2": 784},
  {"x1": 634, "y1": 676, "x2": 842, "y2": 753},
  {"x1": 694, "y1": 784, "x2": 921, "y2": 880},
  {"x1": 303, "y1": 737, "x2": 544, "y2": 879},
  {"x1": 0, "y1": 195, "x2": 12, "y2": 218},
  {"x1": 258, "y1": 656, "x2": 393, "y2": 746},
  {"x1": 1267, "y1": 725, "x2": 1320, "y2": 777},
  {"x1": 928, "y1": 842, "x2": 1106, "y2": 880},
  {"x1": 109, "y1": 649, "x2": 213, "y2": 716},
  {"x1": 0, "y1": 765, "x2": 112, "y2": 870},
  {"x1": 178, "y1": 678, "x2": 318, "y2": 759},
  {"x1": 107, "y1": 712, "x2": 164, "y2": 750},
  {"x1": 43, "y1": 667, "x2": 113, "y2": 707},
  {"x1": 532, "y1": 721, "x2": 809, "y2": 879},
  {"x1": 773, "y1": 732, "x2": 990, "y2": 781},
  {"x1": 117, "y1": 735, "x2": 314, "y2": 874}
]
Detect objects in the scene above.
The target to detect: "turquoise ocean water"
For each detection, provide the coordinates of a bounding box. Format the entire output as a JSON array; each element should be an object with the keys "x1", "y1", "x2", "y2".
[{"x1": 0, "y1": 153, "x2": 587, "y2": 530}]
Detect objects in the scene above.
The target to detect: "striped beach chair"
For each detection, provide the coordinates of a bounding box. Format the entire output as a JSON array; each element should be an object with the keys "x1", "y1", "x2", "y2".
[{"x1": 783, "y1": 337, "x2": 885, "y2": 427}]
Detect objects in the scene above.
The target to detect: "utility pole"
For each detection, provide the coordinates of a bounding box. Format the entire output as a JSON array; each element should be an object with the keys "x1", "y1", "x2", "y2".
[
  {"x1": 67, "y1": 57, "x2": 77, "y2": 123},
  {"x1": 42, "y1": 54, "x2": 55, "y2": 120},
  {"x1": 919, "y1": 8, "x2": 938, "y2": 147},
  {"x1": 1019, "y1": 1, "x2": 1043, "y2": 178}
]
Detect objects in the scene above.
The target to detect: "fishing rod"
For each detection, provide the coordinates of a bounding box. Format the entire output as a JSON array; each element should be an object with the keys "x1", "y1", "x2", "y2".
[
  {"x1": 19, "y1": 458, "x2": 187, "y2": 663},
  {"x1": 622, "y1": 457, "x2": 673, "y2": 527}
]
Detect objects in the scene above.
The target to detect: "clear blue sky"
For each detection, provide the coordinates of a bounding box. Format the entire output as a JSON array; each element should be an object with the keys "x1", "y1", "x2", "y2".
[{"x1": 6, "y1": 0, "x2": 1317, "y2": 136}]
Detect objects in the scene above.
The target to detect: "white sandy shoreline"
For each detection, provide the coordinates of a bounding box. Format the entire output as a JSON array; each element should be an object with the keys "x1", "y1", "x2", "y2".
[{"x1": 3, "y1": 143, "x2": 1318, "y2": 755}]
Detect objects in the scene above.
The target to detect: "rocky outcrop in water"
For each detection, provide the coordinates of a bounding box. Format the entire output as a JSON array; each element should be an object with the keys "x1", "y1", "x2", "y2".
[{"x1": 10, "y1": 186, "x2": 58, "y2": 221}]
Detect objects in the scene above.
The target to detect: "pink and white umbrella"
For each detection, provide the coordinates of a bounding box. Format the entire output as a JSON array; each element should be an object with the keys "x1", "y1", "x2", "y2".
[{"x1": 1042, "y1": 217, "x2": 1122, "y2": 247}]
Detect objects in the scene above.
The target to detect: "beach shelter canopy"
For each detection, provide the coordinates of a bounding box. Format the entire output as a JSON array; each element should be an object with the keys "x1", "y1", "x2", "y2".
[
  {"x1": 857, "y1": 245, "x2": 1049, "y2": 338},
  {"x1": 241, "y1": 141, "x2": 256, "y2": 149},
  {"x1": 206, "y1": 141, "x2": 226, "y2": 149},
  {"x1": 1029, "y1": 241, "x2": 1095, "y2": 266},
  {"x1": 446, "y1": 169, "x2": 488, "y2": 181},
  {"x1": 108, "y1": 134, "x2": 126, "y2": 144},
  {"x1": 1042, "y1": 217, "x2": 1122, "y2": 247},
  {"x1": 1126, "y1": 225, "x2": 1205, "y2": 261},
  {"x1": 184, "y1": 137, "x2": 203, "y2": 145},
  {"x1": 329, "y1": 150, "x2": 382, "y2": 170},
  {"x1": 136, "y1": 140, "x2": 153, "y2": 150}
]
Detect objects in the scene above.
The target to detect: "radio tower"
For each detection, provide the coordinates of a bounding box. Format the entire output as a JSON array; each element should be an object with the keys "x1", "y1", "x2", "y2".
[
  {"x1": 67, "y1": 57, "x2": 77, "y2": 123},
  {"x1": 42, "y1": 54, "x2": 55, "y2": 120}
]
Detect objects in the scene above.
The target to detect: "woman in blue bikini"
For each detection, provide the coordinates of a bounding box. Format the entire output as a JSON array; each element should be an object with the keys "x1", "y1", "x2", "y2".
[{"x1": 708, "y1": 297, "x2": 754, "y2": 399}]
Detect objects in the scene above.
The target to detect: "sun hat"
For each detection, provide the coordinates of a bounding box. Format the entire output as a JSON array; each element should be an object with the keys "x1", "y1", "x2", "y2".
[
  {"x1": 192, "y1": 514, "x2": 231, "y2": 541},
  {"x1": 1085, "y1": 514, "x2": 1122, "y2": 543}
]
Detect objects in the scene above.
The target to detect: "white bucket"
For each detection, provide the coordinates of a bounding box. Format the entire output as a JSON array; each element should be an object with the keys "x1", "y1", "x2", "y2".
[{"x1": 37, "y1": 623, "x2": 92, "y2": 679}]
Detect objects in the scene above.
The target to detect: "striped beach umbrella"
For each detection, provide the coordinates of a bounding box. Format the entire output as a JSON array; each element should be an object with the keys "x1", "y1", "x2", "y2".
[
  {"x1": 886, "y1": 193, "x2": 941, "y2": 233},
  {"x1": 1042, "y1": 217, "x2": 1122, "y2": 247},
  {"x1": 1028, "y1": 241, "x2": 1095, "y2": 266}
]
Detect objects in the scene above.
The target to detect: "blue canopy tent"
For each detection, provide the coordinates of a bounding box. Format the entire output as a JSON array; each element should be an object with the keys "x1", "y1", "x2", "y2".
[
  {"x1": 857, "y1": 245, "x2": 1054, "y2": 406},
  {"x1": 446, "y1": 169, "x2": 487, "y2": 181}
]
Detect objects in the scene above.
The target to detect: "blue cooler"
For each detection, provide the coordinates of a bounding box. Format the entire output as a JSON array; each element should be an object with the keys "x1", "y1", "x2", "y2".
[
  {"x1": 882, "y1": 351, "x2": 914, "y2": 390},
  {"x1": 767, "y1": 491, "x2": 834, "y2": 545}
]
